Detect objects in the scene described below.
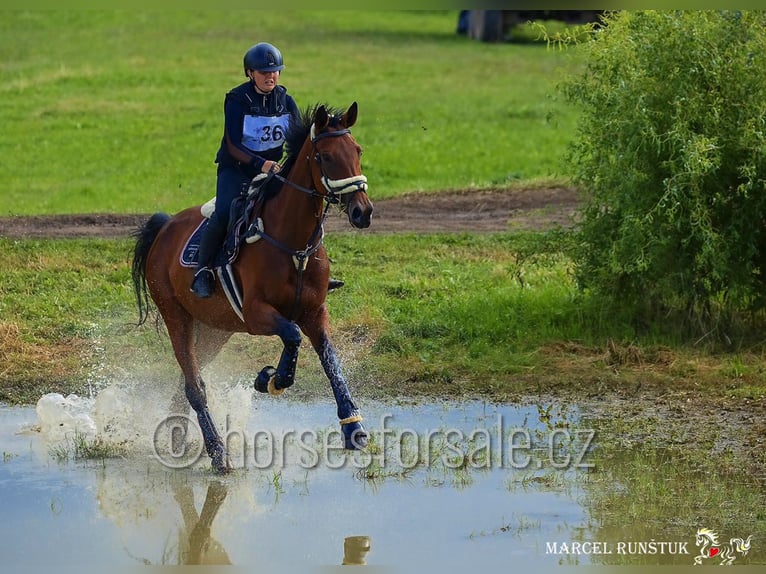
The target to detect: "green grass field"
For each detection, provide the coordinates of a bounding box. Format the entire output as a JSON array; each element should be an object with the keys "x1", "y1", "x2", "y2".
[
  {"x1": 3, "y1": 233, "x2": 766, "y2": 405},
  {"x1": 0, "y1": 10, "x2": 595, "y2": 401},
  {"x1": 0, "y1": 11, "x2": 577, "y2": 214},
  {"x1": 2, "y1": 11, "x2": 766, "y2": 404}
]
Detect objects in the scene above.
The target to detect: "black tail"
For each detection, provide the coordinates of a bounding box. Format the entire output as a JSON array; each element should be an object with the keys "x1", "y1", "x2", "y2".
[{"x1": 131, "y1": 212, "x2": 171, "y2": 325}]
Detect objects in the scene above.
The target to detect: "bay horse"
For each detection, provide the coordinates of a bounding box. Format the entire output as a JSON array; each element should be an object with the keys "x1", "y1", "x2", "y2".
[{"x1": 131, "y1": 102, "x2": 373, "y2": 473}]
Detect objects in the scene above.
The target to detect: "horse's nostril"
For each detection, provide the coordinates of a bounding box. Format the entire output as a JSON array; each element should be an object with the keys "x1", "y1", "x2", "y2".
[{"x1": 352, "y1": 207, "x2": 362, "y2": 222}]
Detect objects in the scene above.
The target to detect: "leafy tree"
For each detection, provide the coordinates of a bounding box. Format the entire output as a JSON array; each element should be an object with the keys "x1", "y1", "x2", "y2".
[{"x1": 561, "y1": 11, "x2": 766, "y2": 336}]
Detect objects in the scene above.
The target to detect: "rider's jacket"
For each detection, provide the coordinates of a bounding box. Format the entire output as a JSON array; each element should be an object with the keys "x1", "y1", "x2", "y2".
[{"x1": 215, "y1": 81, "x2": 299, "y2": 177}]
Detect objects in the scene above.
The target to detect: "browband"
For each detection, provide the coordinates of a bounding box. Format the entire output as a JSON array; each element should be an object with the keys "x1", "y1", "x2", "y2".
[{"x1": 310, "y1": 124, "x2": 350, "y2": 143}]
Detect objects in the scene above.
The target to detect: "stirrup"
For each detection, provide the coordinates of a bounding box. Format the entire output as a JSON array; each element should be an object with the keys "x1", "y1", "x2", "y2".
[
  {"x1": 328, "y1": 278, "x2": 345, "y2": 292},
  {"x1": 191, "y1": 267, "x2": 215, "y2": 298}
]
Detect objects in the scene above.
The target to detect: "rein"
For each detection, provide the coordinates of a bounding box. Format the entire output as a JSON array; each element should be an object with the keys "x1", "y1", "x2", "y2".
[{"x1": 245, "y1": 124, "x2": 367, "y2": 320}]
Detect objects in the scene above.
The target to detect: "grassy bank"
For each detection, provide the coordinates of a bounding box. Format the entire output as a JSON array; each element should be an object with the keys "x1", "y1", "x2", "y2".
[{"x1": 3, "y1": 233, "x2": 766, "y2": 406}]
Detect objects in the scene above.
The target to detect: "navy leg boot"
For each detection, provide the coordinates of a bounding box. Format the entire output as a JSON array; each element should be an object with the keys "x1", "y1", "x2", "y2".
[{"x1": 190, "y1": 215, "x2": 226, "y2": 298}]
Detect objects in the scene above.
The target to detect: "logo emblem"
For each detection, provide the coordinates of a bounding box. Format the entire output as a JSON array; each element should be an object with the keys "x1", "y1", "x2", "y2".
[{"x1": 694, "y1": 527, "x2": 753, "y2": 565}]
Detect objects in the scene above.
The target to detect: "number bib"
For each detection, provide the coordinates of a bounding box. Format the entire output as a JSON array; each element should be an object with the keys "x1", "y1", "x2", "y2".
[{"x1": 242, "y1": 114, "x2": 290, "y2": 153}]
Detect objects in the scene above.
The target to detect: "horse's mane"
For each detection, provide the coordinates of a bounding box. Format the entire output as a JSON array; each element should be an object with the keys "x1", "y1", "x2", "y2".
[{"x1": 261, "y1": 103, "x2": 347, "y2": 199}]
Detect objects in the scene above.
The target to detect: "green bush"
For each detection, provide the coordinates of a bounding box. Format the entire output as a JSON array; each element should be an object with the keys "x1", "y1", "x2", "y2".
[{"x1": 561, "y1": 11, "x2": 766, "y2": 335}]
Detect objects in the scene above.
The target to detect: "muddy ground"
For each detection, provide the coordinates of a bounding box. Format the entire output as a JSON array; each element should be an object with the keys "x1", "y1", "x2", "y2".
[{"x1": 0, "y1": 187, "x2": 580, "y2": 239}]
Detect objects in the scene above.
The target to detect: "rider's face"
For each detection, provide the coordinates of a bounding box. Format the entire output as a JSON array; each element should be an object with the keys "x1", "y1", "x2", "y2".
[{"x1": 250, "y1": 70, "x2": 279, "y2": 94}]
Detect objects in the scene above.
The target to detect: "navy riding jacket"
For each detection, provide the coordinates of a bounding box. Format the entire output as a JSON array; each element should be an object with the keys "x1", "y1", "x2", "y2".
[{"x1": 215, "y1": 81, "x2": 299, "y2": 178}]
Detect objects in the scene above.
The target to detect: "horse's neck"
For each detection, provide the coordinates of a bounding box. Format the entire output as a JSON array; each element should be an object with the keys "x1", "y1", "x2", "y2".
[{"x1": 264, "y1": 159, "x2": 323, "y2": 248}]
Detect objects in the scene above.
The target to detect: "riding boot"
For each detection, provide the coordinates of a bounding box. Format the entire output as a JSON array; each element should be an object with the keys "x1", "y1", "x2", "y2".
[
  {"x1": 191, "y1": 267, "x2": 216, "y2": 298},
  {"x1": 191, "y1": 215, "x2": 227, "y2": 298}
]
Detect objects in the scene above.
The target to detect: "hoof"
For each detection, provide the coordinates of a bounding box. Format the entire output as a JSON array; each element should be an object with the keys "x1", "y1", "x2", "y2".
[
  {"x1": 342, "y1": 421, "x2": 368, "y2": 450},
  {"x1": 254, "y1": 366, "x2": 289, "y2": 395},
  {"x1": 267, "y1": 376, "x2": 285, "y2": 396},
  {"x1": 254, "y1": 367, "x2": 277, "y2": 394}
]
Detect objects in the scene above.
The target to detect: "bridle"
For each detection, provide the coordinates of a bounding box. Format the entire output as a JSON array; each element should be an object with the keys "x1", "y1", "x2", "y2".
[
  {"x1": 272, "y1": 125, "x2": 368, "y2": 205},
  {"x1": 245, "y1": 122, "x2": 368, "y2": 319}
]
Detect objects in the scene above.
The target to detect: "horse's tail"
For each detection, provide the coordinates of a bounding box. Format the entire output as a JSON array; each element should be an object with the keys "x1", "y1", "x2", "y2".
[{"x1": 131, "y1": 212, "x2": 171, "y2": 325}]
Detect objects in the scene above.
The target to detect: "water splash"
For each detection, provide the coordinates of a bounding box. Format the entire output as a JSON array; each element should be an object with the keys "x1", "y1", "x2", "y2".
[
  {"x1": 35, "y1": 392, "x2": 97, "y2": 441},
  {"x1": 35, "y1": 373, "x2": 254, "y2": 458}
]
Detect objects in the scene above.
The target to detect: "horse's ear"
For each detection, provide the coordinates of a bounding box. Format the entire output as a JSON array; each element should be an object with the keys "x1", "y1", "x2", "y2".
[
  {"x1": 343, "y1": 102, "x2": 358, "y2": 128},
  {"x1": 314, "y1": 105, "x2": 329, "y2": 131}
]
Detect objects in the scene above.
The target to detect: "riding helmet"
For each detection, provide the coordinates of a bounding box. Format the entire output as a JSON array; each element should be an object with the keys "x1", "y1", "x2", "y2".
[{"x1": 243, "y1": 42, "x2": 284, "y2": 75}]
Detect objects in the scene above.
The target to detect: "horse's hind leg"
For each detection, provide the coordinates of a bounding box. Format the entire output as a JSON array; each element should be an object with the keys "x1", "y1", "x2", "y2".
[
  {"x1": 161, "y1": 306, "x2": 231, "y2": 473},
  {"x1": 168, "y1": 323, "x2": 232, "y2": 452}
]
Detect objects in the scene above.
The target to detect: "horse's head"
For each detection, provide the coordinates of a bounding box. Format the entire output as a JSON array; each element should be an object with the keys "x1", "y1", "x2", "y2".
[{"x1": 308, "y1": 102, "x2": 373, "y2": 229}]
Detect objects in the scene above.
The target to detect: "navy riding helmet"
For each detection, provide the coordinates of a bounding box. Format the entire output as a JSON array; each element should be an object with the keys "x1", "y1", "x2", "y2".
[{"x1": 243, "y1": 42, "x2": 284, "y2": 76}]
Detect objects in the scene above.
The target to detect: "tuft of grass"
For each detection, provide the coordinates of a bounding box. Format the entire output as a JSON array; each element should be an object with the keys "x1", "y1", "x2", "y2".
[
  {"x1": 270, "y1": 470, "x2": 285, "y2": 497},
  {"x1": 469, "y1": 514, "x2": 543, "y2": 539},
  {"x1": 49, "y1": 431, "x2": 128, "y2": 463}
]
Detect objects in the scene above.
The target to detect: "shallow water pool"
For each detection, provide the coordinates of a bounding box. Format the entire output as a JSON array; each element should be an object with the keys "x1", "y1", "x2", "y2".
[
  {"x1": 1, "y1": 391, "x2": 761, "y2": 572},
  {"x1": 1, "y1": 397, "x2": 591, "y2": 570}
]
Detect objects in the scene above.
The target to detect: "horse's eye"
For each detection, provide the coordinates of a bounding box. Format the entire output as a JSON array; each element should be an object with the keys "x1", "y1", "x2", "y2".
[{"x1": 321, "y1": 153, "x2": 332, "y2": 163}]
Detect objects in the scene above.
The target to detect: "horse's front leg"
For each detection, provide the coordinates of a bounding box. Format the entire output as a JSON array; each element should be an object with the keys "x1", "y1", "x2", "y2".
[
  {"x1": 252, "y1": 314, "x2": 302, "y2": 395},
  {"x1": 302, "y1": 308, "x2": 367, "y2": 450}
]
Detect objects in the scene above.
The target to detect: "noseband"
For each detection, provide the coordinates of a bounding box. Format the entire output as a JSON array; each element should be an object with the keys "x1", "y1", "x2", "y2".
[
  {"x1": 308, "y1": 125, "x2": 368, "y2": 204},
  {"x1": 267, "y1": 125, "x2": 367, "y2": 205}
]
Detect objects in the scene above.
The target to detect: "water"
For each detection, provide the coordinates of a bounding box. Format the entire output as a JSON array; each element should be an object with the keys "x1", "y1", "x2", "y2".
[
  {"x1": 3, "y1": 388, "x2": 762, "y2": 571},
  {"x1": 0, "y1": 394, "x2": 590, "y2": 571}
]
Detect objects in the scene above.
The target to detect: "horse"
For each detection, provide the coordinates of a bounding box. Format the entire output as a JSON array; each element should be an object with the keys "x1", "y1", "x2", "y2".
[{"x1": 131, "y1": 102, "x2": 373, "y2": 473}]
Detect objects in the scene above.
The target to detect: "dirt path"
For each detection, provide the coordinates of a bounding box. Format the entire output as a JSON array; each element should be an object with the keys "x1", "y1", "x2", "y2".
[{"x1": 0, "y1": 187, "x2": 580, "y2": 239}]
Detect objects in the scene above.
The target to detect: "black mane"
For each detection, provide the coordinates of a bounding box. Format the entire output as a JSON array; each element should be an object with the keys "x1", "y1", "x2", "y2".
[{"x1": 261, "y1": 103, "x2": 347, "y2": 198}]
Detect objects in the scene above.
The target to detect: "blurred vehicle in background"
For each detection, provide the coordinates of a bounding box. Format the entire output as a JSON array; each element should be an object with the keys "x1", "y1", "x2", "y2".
[{"x1": 457, "y1": 10, "x2": 604, "y2": 42}]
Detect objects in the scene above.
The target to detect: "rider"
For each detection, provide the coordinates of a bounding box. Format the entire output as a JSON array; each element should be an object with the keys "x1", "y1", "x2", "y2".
[{"x1": 190, "y1": 42, "x2": 299, "y2": 298}]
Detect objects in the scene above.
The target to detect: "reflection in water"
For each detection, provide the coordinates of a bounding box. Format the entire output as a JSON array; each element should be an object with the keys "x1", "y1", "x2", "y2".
[
  {"x1": 343, "y1": 536, "x2": 371, "y2": 566},
  {"x1": 173, "y1": 480, "x2": 231, "y2": 565},
  {"x1": 146, "y1": 478, "x2": 371, "y2": 567},
  {"x1": 5, "y1": 393, "x2": 766, "y2": 569}
]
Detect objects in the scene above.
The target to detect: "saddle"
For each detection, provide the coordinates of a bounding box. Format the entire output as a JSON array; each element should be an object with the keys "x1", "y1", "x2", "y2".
[
  {"x1": 180, "y1": 174, "x2": 269, "y2": 269},
  {"x1": 180, "y1": 175, "x2": 271, "y2": 322}
]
